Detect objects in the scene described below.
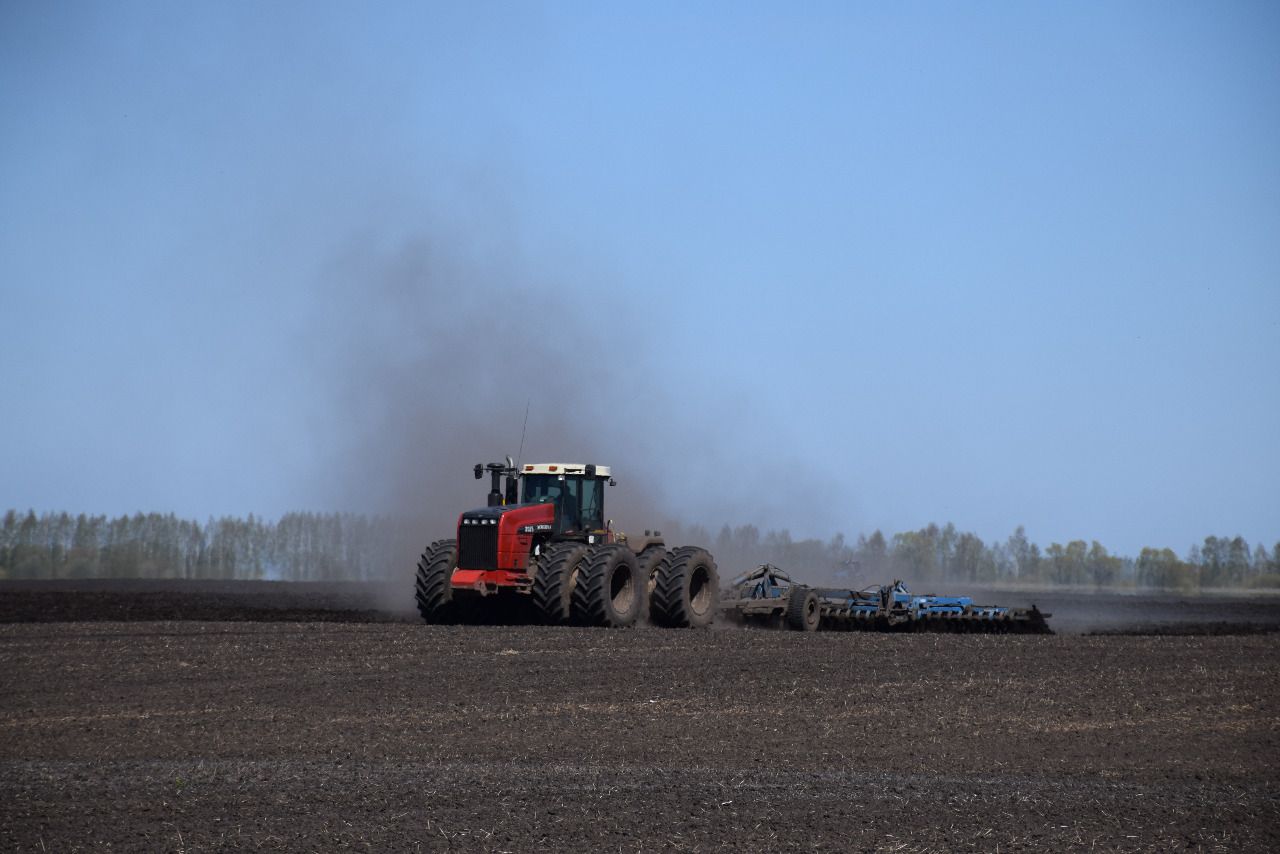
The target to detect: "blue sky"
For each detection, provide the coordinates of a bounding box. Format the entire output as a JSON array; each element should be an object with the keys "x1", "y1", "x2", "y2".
[{"x1": 2, "y1": 1, "x2": 1277, "y2": 555}]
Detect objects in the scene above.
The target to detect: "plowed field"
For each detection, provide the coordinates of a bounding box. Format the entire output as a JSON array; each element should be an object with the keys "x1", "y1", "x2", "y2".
[{"x1": 1, "y1": 581, "x2": 1277, "y2": 851}]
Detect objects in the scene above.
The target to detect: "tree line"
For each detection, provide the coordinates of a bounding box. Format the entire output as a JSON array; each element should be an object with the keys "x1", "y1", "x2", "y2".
[
  {"x1": 661, "y1": 521, "x2": 1279, "y2": 592},
  {"x1": 0, "y1": 510, "x2": 414, "y2": 582},
  {"x1": 1, "y1": 509, "x2": 1276, "y2": 591}
]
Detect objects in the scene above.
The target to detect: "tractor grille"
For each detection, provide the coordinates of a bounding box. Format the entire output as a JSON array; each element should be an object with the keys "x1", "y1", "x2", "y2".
[{"x1": 458, "y1": 524, "x2": 499, "y2": 570}]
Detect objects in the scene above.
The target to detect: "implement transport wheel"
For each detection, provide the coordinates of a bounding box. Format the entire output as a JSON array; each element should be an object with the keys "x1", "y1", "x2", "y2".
[
  {"x1": 635, "y1": 546, "x2": 668, "y2": 617},
  {"x1": 531, "y1": 543, "x2": 591, "y2": 625},
  {"x1": 414, "y1": 538, "x2": 457, "y2": 623},
  {"x1": 650, "y1": 546, "x2": 720, "y2": 628},
  {"x1": 786, "y1": 586, "x2": 821, "y2": 632},
  {"x1": 571, "y1": 544, "x2": 641, "y2": 628}
]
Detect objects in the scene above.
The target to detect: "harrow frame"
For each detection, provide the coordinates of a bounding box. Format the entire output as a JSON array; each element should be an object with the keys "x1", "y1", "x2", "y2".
[{"x1": 721, "y1": 565, "x2": 1052, "y2": 634}]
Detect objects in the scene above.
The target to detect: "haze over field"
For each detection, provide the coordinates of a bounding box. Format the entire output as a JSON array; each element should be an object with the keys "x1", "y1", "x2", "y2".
[{"x1": 1, "y1": 2, "x2": 1277, "y2": 554}]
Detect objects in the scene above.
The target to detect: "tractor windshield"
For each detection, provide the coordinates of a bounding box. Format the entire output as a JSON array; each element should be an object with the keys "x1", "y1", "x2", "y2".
[
  {"x1": 521, "y1": 474, "x2": 604, "y2": 532},
  {"x1": 521, "y1": 474, "x2": 563, "y2": 505}
]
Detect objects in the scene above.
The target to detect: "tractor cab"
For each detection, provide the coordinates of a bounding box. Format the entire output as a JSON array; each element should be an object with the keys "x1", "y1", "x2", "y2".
[{"x1": 519, "y1": 463, "x2": 612, "y2": 535}]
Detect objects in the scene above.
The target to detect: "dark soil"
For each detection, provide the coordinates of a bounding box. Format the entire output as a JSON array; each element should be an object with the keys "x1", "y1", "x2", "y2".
[
  {"x1": 1, "y1": 581, "x2": 1278, "y2": 851},
  {"x1": 0, "y1": 579, "x2": 408, "y2": 624},
  {"x1": 5, "y1": 579, "x2": 1279, "y2": 636},
  {"x1": 922, "y1": 583, "x2": 1280, "y2": 636}
]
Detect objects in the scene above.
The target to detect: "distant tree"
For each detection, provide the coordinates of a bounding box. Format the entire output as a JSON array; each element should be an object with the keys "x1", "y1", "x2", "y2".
[
  {"x1": 683, "y1": 523, "x2": 711, "y2": 550},
  {"x1": 952, "y1": 532, "x2": 988, "y2": 582},
  {"x1": 1251, "y1": 543, "x2": 1270, "y2": 579},
  {"x1": 1025, "y1": 542, "x2": 1044, "y2": 581},
  {"x1": 715, "y1": 524, "x2": 733, "y2": 559},
  {"x1": 0, "y1": 507, "x2": 1270, "y2": 592},
  {"x1": 891, "y1": 526, "x2": 940, "y2": 582},
  {"x1": 1006, "y1": 526, "x2": 1041, "y2": 579},
  {"x1": 855, "y1": 529, "x2": 889, "y2": 579},
  {"x1": 1118, "y1": 555, "x2": 1137, "y2": 585},
  {"x1": 1226, "y1": 536, "x2": 1250, "y2": 587},
  {"x1": 66, "y1": 513, "x2": 100, "y2": 578},
  {"x1": 1045, "y1": 540, "x2": 1088, "y2": 585},
  {"x1": 1137, "y1": 547, "x2": 1196, "y2": 591},
  {"x1": 1200, "y1": 536, "x2": 1225, "y2": 587},
  {"x1": 0, "y1": 509, "x2": 17, "y2": 578},
  {"x1": 988, "y1": 540, "x2": 1015, "y2": 580},
  {"x1": 10, "y1": 511, "x2": 47, "y2": 578},
  {"x1": 1086, "y1": 540, "x2": 1121, "y2": 588},
  {"x1": 826, "y1": 532, "x2": 846, "y2": 566},
  {"x1": 759, "y1": 528, "x2": 790, "y2": 563},
  {"x1": 935, "y1": 523, "x2": 957, "y2": 579}
]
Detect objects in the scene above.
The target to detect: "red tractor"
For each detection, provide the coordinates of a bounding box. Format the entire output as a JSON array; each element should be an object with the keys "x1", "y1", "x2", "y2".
[{"x1": 415, "y1": 458, "x2": 718, "y2": 628}]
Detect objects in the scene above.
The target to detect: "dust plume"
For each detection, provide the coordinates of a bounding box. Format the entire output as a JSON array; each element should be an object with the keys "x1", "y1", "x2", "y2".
[
  {"x1": 303, "y1": 227, "x2": 672, "y2": 590},
  {"x1": 297, "y1": 211, "x2": 854, "y2": 601}
]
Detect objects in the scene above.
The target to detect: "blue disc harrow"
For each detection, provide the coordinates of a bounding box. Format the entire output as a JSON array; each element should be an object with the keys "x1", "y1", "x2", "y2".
[{"x1": 722, "y1": 565, "x2": 1052, "y2": 634}]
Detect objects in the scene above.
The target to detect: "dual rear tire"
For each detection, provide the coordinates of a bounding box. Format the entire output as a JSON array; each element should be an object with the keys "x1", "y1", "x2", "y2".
[
  {"x1": 649, "y1": 547, "x2": 719, "y2": 629},
  {"x1": 530, "y1": 543, "x2": 591, "y2": 624},
  {"x1": 532, "y1": 542, "x2": 719, "y2": 628},
  {"x1": 570, "y1": 544, "x2": 642, "y2": 627}
]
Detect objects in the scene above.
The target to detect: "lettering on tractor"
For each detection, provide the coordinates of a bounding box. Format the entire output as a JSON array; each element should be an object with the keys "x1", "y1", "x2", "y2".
[{"x1": 414, "y1": 457, "x2": 719, "y2": 628}]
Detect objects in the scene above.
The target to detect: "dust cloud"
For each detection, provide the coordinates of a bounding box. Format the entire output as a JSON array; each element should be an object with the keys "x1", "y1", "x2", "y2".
[
  {"x1": 303, "y1": 227, "x2": 677, "y2": 589},
  {"x1": 297, "y1": 208, "x2": 858, "y2": 602}
]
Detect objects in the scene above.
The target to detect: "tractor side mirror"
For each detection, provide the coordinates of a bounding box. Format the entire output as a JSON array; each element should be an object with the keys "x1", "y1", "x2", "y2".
[
  {"x1": 474, "y1": 464, "x2": 483, "y2": 480},
  {"x1": 608, "y1": 478, "x2": 616, "y2": 487}
]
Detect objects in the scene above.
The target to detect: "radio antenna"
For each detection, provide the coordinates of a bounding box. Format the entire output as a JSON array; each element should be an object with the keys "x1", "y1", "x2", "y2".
[{"x1": 515, "y1": 398, "x2": 530, "y2": 471}]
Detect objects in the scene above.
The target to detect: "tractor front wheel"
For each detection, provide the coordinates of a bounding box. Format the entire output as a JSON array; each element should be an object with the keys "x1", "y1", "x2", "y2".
[{"x1": 414, "y1": 539, "x2": 457, "y2": 623}]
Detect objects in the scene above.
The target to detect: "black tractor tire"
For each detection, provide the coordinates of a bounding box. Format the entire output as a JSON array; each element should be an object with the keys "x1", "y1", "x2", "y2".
[
  {"x1": 414, "y1": 539, "x2": 457, "y2": 623},
  {"x1": 634, "y1": 546, "x2": 668, "y2": 617},
  {"x1": 785, "y1": 586, "x2": 821, "y2": 632},
  {"x1": 531, "y1": 542, "x2": 591, "y2": 625},
  {"x1": 571, "y1": 544, "x2": 641, "y2": 628},
  {"x1": 650, "y1": 546, "x2": 720, "y2": 628}
]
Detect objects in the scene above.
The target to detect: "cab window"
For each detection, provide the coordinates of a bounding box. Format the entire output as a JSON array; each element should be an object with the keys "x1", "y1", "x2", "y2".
[
  {"x1": 579, "y1": 478, "x2": 602, "y2": 529},
  {"x1": 522, "y1": 475, "x2": 561, "y2": 504}
]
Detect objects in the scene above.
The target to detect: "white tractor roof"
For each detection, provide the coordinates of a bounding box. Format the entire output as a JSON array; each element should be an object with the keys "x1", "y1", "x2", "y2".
[{"x1": 521, "y1": 463, "x2": 611, "y2": 477}]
